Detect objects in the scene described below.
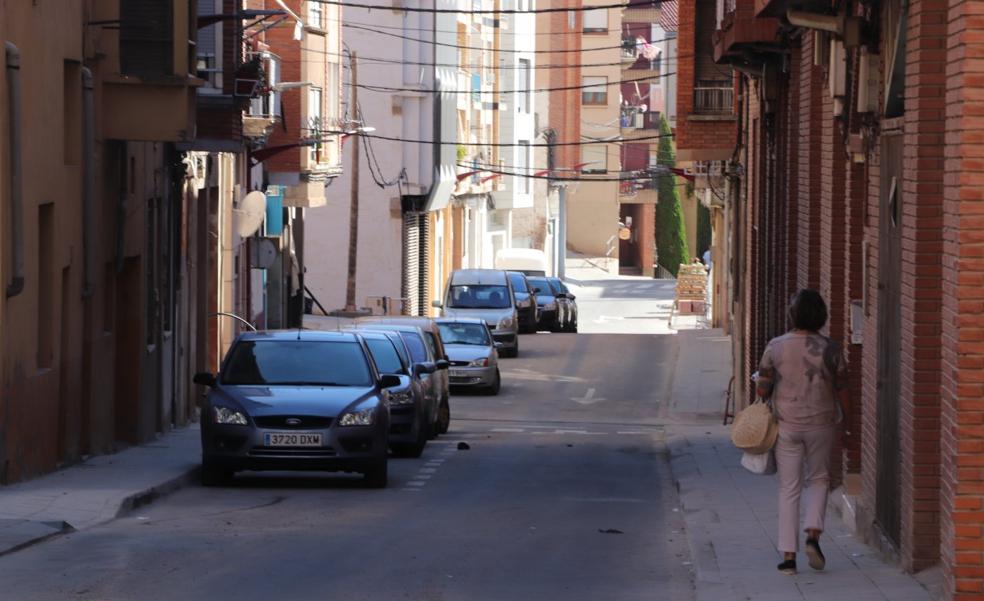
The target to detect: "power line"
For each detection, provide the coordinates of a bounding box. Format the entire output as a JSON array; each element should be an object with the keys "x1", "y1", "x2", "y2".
[
  {"x1": 342, "y1": 22, "x2": 673, "y2": 54},
  {"x1": 308, "y1": 130, "x2": 673, "y2": 147},
  {"x1": 310, "y1": 1, "x2": 667, "y2": 15},
  {"x1": 351, "y1": 71, "x2": 676, "y2": 95},
  {"x1": 456, "y1": 163, "x2": 679, "y2": 183},
  {"x1": 320, "y1": 14, "x2": 670, "y2": 37},
  {"x1": 295, "y1": 45, "x2": 677, "y2": 71}
]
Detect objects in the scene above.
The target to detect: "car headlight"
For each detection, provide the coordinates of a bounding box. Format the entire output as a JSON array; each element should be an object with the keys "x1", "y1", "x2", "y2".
[
  {"x1": 338, "y1": 407, "x2": 375, "y2": 426},
  {"x1": 387, "y1": 391, "x2": 414, "y2": 406},
  {"x1": 468, "y1": 358, "x2": 489, "y2": 367},
  {"x1": 212, "y1": 406, "x2": 248, "y2": 425},
  {"x1": 498, "y1": 316, "x2": 514, "y2": 329},
  {"x1": 545, "y1": 302, "x2": 557, "y2": 311}
]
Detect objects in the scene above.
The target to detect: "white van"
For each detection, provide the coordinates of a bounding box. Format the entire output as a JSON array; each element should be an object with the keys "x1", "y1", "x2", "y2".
[
  {"x1": 433, "y1": 269, "x2": 520, "y2": 358},
  {"x1": 494, "y1": 248, "x2": 548, "y2": 277}
]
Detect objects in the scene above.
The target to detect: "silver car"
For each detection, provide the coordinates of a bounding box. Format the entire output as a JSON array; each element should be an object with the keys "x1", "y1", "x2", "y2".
[
  {"x1": 436, "y1": 318, "x2": 501, "y2": 395},
  {"x1": 434, "y1": 269, "x2": 520, "y2": 358}
]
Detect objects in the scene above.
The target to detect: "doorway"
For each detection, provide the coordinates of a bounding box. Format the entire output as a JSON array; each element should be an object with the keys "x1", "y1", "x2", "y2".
[{"x1": 876, "y1": 132, "x2": 903, "y2": 545}]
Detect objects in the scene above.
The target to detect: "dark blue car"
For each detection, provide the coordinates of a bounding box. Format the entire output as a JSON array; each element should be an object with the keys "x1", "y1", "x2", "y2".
[{"x1": 193, "y1": 331, "x2": 406, "y2": 488}]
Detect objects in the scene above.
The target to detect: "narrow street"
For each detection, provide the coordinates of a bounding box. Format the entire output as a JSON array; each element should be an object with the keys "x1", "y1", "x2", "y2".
[{"x1": 0, "y1": 272, "x2": 695, "y2": 601}]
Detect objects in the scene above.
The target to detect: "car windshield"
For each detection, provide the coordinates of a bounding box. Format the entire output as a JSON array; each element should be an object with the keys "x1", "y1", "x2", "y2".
[
  {"x1": 221, "y1": 340, "x2": 372, "y2": 386},
  {"x1": 527, "y1": 277, "x2": 553, "y2": 297},
  {"x1": 438, "y1": 322, "x2": 491, "y2": 346},
  {"x1": 365, "y1": 338, "x2": 406, "y2": 375},
  {"x1": 448, "y1": 284, "x2": 511, "y2": 309},
  {"x1": 548, "y1": 279, "x2": 567, "y2": 294},
  {"x1": 508, "y1": 273, "x2": 529, "y2": 293},
  {"x1": 400, "y1": 332, "x2": 429, "y2": 363}
]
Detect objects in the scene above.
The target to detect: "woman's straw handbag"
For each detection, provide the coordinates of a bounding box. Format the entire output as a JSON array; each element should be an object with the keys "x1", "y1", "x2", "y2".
[{"x1": 730, "y1": 400, "x2": 778, "y2": 454}]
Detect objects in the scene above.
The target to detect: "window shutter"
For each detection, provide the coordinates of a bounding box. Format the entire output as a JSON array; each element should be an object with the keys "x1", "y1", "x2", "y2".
[{"x1": 120, "y1": 0, "x2": 174, "y2": 80}]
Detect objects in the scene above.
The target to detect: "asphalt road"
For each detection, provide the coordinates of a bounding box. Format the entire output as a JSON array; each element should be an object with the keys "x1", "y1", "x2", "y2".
[{"x1": 0, "y1": 275, "x2": 694, "y2": 601}]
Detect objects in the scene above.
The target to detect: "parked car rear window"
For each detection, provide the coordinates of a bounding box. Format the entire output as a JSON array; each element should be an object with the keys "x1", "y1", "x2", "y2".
[
  {"x1": 438, "y1": 322, "x2": 491, "y2": 346},
  {"x1": 400, "y1": 332, "x2": 429, "y2": 363},
  {"x1": 448, "y1": 284, "x2": 511, "y2": 309},
  {"x1": 549, "y1": 278, "x2": 570, "y2": 294},
  {"x1": 222, "y1": 341, "x2": 372, "y2": 387},
  {"x1": 508, "y1": 272, "x2": 529, "y2": 293},
  {"x1": 365, "y1": 338, "x2": 405, "y2": 375}
]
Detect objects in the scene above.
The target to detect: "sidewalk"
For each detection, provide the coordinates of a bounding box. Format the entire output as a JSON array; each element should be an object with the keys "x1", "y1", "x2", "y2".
[
  {"x1": 667, "y1": 329, "x2": 935, "y2": 601},
  {"x1": 0, "y1": 425, "x2": 200, "y2": 556}
]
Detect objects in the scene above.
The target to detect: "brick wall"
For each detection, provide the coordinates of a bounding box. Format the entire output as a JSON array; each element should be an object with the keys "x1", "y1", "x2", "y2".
[
  {"x1": 797, "y1": 33, "x2": 822, "y2": 290},
  {"x1": 898, "y1": 0, "x2": 947, "y2": 572},
  {"x1": 265, "y1": 0, "x2": 303, "y2": 174},
  {"x1": 941, "y1": 0, "x2": 984, "y2": 597}
]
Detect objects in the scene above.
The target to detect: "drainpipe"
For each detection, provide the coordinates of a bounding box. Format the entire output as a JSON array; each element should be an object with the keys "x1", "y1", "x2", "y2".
[
  {"x1": 5, "y1": 43, "x2": 24, "y2": 298},
  {"x1": 81, "y1": 67, "x2": 95, "y2": 297}
]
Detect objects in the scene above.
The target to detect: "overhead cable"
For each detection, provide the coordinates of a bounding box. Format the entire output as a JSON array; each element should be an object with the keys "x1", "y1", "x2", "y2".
[
  {"x1": 351, "y1": 71, "x2": 676, "y2": 95},
  {"x1": 310, "y1": 1, "x2": 667, "y2": 15},
  {"x1": 310, "y1": 131, "x2": 673, "y2": 148}
]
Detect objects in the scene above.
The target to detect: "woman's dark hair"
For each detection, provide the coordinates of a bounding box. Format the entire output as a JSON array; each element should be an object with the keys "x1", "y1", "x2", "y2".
[{"x1": 788, "y1": 289, "x2": 828, "y2": 332}]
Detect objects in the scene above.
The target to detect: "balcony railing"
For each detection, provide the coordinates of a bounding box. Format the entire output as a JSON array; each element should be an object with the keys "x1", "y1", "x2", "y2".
[
  {"x1": 621, "y1": 109, "x2": 661, "y2": 130},
  {"x1": 693, "y1": 80, "x2": 734, "y2": 115}
]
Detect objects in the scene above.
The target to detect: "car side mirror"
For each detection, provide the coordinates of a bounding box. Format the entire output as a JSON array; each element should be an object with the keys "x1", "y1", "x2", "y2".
[
  {"x1": 193, "y1": 372, "x2": 216, "y2": 387},
  {"x1": 435, "y1": 359, "x2": 451, "y2": 371},
  {"x1": 568, "y1": 294, "x2": 576, "y2": 301},
  {"x1": 431, "y1": 300, "x2": 443, "y2": 309},
  {"x1": 533, "y1": 287, "x2": 542, "y2": 294},
  {"x1": 414, "y1": 362, "x2": 437, "y2": 376},
  {"x1": 379, "y1": 374, "x2": 403, "y2": 389}
]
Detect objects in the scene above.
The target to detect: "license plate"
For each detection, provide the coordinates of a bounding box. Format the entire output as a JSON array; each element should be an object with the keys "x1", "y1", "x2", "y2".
[
  {"x1": 264, "y1": 432, "x2": 323, "y2": 447},
  {"x1": 450, "y1": 369, "x2": 467, "y2": 377}
]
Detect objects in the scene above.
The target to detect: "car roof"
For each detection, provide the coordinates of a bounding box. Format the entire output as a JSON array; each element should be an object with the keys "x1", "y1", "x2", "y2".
[
  {"x1": 448, "y1": 269, "x2": 509, "y2": 285},
  {"x1": 354, "y1": 321, "x2": 426, "y2": 334},
  {"x1": 240, "y1": 330, "x2": 361, "y2": 342},
  {"x1": 435, "y1": 317, "x2": 489, "y2": 326},
  {"x1": 356, "y1": 316, "x2": 436, "y2": 329}
]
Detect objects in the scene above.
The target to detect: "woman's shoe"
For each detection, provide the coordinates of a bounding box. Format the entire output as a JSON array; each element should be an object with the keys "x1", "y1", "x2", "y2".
[
  {"x1": 805, "y1": 538, "x2": 826, "y2": 570},
  {"x1": 777, "y1": 559, "x2": 797, "y2": 575}
]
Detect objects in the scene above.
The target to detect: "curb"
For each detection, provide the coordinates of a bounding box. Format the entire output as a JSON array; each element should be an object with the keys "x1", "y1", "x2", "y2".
[
  {"x1": 115, "y1": 465, "x2": 202, "y2": 518},
  {"x1": 0, "y1": 520, "x2": 75, "y2": 559}
]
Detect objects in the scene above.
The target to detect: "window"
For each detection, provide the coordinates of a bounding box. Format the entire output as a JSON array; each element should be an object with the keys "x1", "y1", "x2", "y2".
[
  {"x1": 308, "y1": 1, "x2": 323, "y2": 28},
  {"x1": 518, "y1": 59, "x2": 531, "y2": 114},
  {"x1": 222, "y1": 341, "x2": 373, "y2": 386},
  {"x1": 581, "y1": 144, "x2": 608, "y2": 174},
  {"x1": 581, "y1": 76, "x2": 608, "y2": 105},
  {"x1": 250, "y1": 53, "x2": 281, "y2": 117},
  {"x1": 569, "y1": 10, "x2": 576, "y2": 30},
  {"x1": 308, "y1": 87, "x2": 323, "y2": 163},
  {"x1": 583, "y1": 8, "x2": 608, "y2": 32},
  {"x1": 518, "y1": 140, "x2": 531, "y2": 194}
]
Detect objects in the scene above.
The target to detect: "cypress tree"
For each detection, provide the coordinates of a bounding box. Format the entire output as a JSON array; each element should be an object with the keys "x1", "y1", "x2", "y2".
[{"x1": 655, "y1": 115, "x2": 690, "y2": 276}]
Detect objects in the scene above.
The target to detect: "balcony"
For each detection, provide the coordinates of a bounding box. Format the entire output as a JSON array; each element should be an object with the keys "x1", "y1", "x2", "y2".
[
  {"x1": 712, "y1": 7, "x2": 781, "y2": 64},
  {"x1": 693, "y1": 80, "x2": 734, "y2": 116},
  {"x1": 620, "y1": 109, "x2": 661, "y2": 130},
  {"x1": 102, "y1": 0, "x2": 201, "y2": 142}
]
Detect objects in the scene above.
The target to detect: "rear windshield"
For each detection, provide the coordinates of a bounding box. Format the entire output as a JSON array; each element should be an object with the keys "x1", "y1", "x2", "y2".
[
  {"x1": 549, "y1": 278, "x2": 568, "y2": 294},
  {"x1": 438, "y1": 322, "x2": 491, "y2": 346},
  {"x1": 222, "y1": 340, "x2": 372, "y2": 387},
  {"x1": 365, "y1": 338, "x2": 405, "y2": 375},
  {"x1": 508, "y1": 273, "x2": 529, "y2": 293},
  {"x1": 448, "y1": 284, "x2": 511, "y2": 309},
  {"x1": 400, "y1": 332, "x2": 429, "y2": 363},
  {"x1": 527, "y1": 277, "x2": 552, "y2": 295}
]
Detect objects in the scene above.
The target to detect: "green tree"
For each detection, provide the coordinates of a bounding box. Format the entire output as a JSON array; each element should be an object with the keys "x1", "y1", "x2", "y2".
[
  {"x1": 697, "y1": 202, "x2": 711, "y2": 258},
  {"x1": 655, "y1": 115, "x2": 690, "y2": 276}
]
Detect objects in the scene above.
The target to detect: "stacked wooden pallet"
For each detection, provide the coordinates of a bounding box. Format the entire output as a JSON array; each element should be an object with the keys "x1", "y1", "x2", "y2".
[{"x1": 675, "y1": 263, "x2": 708, "y2": 314}]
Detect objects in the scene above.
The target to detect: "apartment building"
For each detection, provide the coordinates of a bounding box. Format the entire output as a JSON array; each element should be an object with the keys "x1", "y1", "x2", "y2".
[
  {"x1": 566, "y1": 1, "x2": 622, "y2": 272},
  {"x1": 0, "y1": 0, "x2": 201, "y2": 481},
  {"x1": 616, "y1": 1, "x2": 677, "y2": 275},
  {"x1": 304, "y1": 0, "x2": 458, "y2": 317}
]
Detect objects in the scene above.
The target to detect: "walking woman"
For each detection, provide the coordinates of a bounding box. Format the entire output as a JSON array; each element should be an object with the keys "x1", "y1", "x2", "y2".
[{"x1": 755, "y1": 289, "x2": 850, "y2": 575}]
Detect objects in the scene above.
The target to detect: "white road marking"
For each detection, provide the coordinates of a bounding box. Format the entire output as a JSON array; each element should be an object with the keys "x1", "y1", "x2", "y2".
[
  {"x1": 418, "y1": 468, "x2": 438, "y2": 474},
  {"x1": 491, "y1": 427, "x2": 525, "y2": 433},
  {"x1": 405, "y1": 481, "x2": 427, "y2": 487},
  {"x1": 571, "y1": 388, "x2": 606, "y2": 405},
  {"x1": 554, "y1": 429, "x2": 588, "y2": 435},
  {"x1": 616, "y1": 431, "x2": 651, "y2": 435},
  {"x1": 504, "y1": 368, "x2": 588, "y2": 384},
  {"x1": 413, "y1": 474, "x2": 432, "y2": 480}
]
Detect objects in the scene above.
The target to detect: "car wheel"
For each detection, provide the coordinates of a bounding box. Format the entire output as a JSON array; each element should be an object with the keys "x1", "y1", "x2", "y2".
[
  {"x1": 437, "y1": 396, "x2": 451, "y2": 434},
  {"x1": 486, "y1": 369, "x2": 501, "y2": 395},
  {"x1": 363, "y1": 458, "x2": 389, "y2": 488},
  {"x1": 571, "y1": 319, "x2": 578, "y2": 333},
  {"x1": 201, "y1": 460, "x2": 233, "y2": 487},
  {"x1": 392, "y1": 420, "x2": 428, "y2": 458}
]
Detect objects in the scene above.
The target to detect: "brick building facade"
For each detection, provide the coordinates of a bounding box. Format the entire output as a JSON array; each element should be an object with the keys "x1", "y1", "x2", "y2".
[{"x1": 684, "y1": 0, "x2": 984, "y2": 597}]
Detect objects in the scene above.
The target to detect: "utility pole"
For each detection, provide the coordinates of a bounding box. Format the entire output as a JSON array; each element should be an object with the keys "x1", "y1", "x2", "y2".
[{"x1": 344, "y1": 52, "x2": 359, "y2": 311}]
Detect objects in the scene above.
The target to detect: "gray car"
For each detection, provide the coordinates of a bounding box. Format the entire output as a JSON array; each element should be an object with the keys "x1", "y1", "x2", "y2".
[
  {"x1": 359, "y1": 330, "x2": 437, "y2": 458},
  {"x1": 193, "y1": 331, "x2": 399, "y2": 488},
  {"x1": 436, "y1": 318, "x2": 501, "y2": 395}
]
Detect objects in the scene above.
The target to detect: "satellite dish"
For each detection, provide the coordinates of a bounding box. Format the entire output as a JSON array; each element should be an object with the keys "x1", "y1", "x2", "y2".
[{"x1": 235, "y1": 190, "x2": 267, "y2": 237}]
